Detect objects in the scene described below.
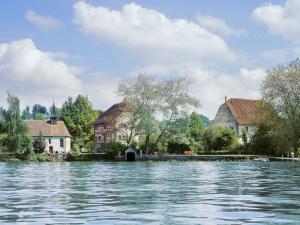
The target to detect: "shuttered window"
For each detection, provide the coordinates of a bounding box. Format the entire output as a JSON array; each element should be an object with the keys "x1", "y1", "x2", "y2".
[{"x1": 60, "y1": 138, "x2": 64, "y2": 148}]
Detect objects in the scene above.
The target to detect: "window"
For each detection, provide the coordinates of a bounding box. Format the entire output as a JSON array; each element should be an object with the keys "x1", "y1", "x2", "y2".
[
  {"x1": 104, "y1": 125, "x2": 107, "y2": 130},
  {"x1": 60, "y1": 138, "x2": 64, "y2": 148},
  {"x1": 49, "y1": 139, "x2": 51, "y2": 144}
]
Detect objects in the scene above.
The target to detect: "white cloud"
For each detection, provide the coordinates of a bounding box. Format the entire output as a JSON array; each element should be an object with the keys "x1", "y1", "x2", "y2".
[
  {"x1": 261, "y1": 47, "x2": 300, "y2": 63},
  {"x1": 26, "y1": 10, "x2": 62, "y2": 30},
  {"x1": 132, "y1": 63, "x2": 266, "y2": 118},
  {"x1": 0, "y1": 39, "x2": 118, "y2": 110},
  {"x1": 73, "y1": 1, "x2": 236, "y2": 63},
  {"x1": 196, "y1": 15, "x2": 245, "y2": 37},
  {"x1": 252, "y1": 0, "x2": 300, "y2": 43}
]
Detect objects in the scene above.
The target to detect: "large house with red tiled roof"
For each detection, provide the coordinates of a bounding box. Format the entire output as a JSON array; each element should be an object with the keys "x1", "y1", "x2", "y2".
[
  {"x1": 94, "y1": 99, "x2": 134, "y2": 144},
  {"x1": 213, "y1": 97, "x2": 260, "y2": 141},
  {"x1": 24, "y1": 103, "x2": 71, "y2": 154}
]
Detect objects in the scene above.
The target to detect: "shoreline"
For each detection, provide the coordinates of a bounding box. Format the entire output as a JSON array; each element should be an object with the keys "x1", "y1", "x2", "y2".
[{"x1": 1, "y1": 153, "x2": 299, "y2": 162}]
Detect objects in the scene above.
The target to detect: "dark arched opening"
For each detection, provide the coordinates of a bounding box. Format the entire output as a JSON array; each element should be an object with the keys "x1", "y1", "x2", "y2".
[{"x1": 126, "y1": 152, "x2": 135, "y2": 161}]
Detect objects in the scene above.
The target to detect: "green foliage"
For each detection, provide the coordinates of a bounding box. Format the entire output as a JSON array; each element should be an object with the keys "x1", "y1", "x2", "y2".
[
  {"x1": 199, "y1": 114, "x2": 211, "y2": 127},
  {"x1": 153, "y1": 112, "x2": 205, "y2": 154},
  {"x1": 33, "y1": 132, "x2": 46, "y2": 154},
  {"x1": 103, "y1": 140, "x2": 127, "y2": 159},
  {"x1": 249, "y1": 124, "x2": 277, "y2": 155},
  {"x1": 61, "y1": 95, "x2": 99, "y2": 148},
  {"x1": 4, "y1": 93, "x2": 32, "y2": 153},
  {"x1": 32, "y1": 104, "x2": 48, "y2": 119},
  {"x1": 71, "y1": 143, "x2": 81, "y2": 155},
  {"x1": 21, "y1": 106, "x2": 32, "y2": 120},
  {"x1": 203, "y1": 126, "x2": 238, "y2": 152},
  {"x1": 118, "y1": 74, "x2": 200, "y2": 153},
  {"x1": 261, "y1": 59, "x2": 300, "y2": 152},
  {"x1": 18, "y1": 135, "x2": 34, "y2": 155},
  {"x1": 0, "y1": 133, "x2": 8, "y2": 151},
  {"x1": 34, "y1": 113, "x2": 46, "y2": 120}
]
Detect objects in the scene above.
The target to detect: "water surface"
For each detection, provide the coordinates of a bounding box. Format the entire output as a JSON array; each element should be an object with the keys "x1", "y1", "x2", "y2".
[{"x1": 0, "y1": 162, "x2": 299, "y2": 224}]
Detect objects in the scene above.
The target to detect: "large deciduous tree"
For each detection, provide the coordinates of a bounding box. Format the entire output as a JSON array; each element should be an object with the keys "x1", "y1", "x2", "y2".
[
  {"x1": 3, "y1": 93, "x2": 33, "y2": 154},
  {"x1": 61, "y1": 95, "x2": 99, "y2": 148},
  {"x1": 118, "y1": 74, "x2": 199, "y2": 154},
  {"x1": 32, "y1": 104, "x2": 48, "y2": 120},
  {"x1": 261, "y1": 59, "x2": 300, "y2": 153}
]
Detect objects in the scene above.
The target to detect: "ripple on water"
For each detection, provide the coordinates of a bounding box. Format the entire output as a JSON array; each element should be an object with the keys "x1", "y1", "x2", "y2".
[{"x1": 0, "y1": 161, "x2": 300, "y2": 224}]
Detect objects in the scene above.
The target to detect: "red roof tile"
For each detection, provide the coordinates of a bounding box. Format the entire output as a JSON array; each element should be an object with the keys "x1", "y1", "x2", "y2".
[{"x1": 226, "y1": 98, "x2": 260, "y2": 125}]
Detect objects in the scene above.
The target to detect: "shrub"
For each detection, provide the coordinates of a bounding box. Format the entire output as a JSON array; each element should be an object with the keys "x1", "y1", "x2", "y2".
[
  {"x1": 0, "y1": 133, "x2": 8, "y2": 151},
  {"x1": 203, "y1": 126, "x2": 238, "y2": 153},
  {"x1": 71, "y1": 143, "x2": 80, "y2": 155},
  {"x1": 33, "y1": 132, "x2": 46, "y2": 154},
  {"x1": 103, "y1": 140, "x2": 127, "y2": 159}
]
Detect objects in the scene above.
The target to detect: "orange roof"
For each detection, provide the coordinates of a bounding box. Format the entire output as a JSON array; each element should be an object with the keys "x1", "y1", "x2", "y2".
[
  {"x1": 24, "y1": 120, "x2": 71, "y2": 137},
  {"x1": 226, "y1": 98, "x2": 260, "y2": 125}
]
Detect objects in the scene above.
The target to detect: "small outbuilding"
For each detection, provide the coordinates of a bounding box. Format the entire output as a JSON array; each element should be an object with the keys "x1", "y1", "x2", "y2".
[{"x1": 125, "y1": 147, "x2": 136, "y2": 161}]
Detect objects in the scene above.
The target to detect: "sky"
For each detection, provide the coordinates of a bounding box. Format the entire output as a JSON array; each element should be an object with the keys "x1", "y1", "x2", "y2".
[{"x1": 0, "y1": 0, "x2": 299, "y2": 118}]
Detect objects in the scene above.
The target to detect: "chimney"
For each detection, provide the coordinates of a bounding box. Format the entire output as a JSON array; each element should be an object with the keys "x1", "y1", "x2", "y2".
[{"x1": 225, "y1": 96, "x2": 228, "y2": 103}]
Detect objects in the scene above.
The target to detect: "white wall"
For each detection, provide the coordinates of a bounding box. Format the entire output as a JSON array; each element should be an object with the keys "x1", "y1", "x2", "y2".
[
  {"x1": 237, "y1": 125, "x2": 256, "y2": 144},
  {"x1": 33, "y1": 136, "x2": 71, "y2": 154}
]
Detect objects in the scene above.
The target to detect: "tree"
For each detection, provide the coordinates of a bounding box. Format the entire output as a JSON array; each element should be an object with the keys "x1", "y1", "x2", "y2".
[
  {"x1": 4, "y1": 93, "x2": 32, "y2": 153},
  {"x1": 0, "y1": 107, "x2": 6, "y2": 133},
  {"x1": 118, "y1": 74, "x2": 199, "y2": 154},
  {"x1": 33, "y1": 131, "x2": 46, "y2": 154},
  {"x1": 164, "y1": 117, "x2": 191, "y2": 154},
  {"x1": 21, "y1": 106, "x2": 32, "y2": 120},
  {"x1": 61, "y1": 95, "x2": 99, "y2": 148},
  {"x1": 202, "y1": 126, "x2": 237, "y2": 153},
  {"x1": 250, "y1": 101, "x2": 288, "y2": 155},
  {"x1": 199, "y1": 114, "x2": 211, "y2": 127},
  {"x1": 118, "y1": 75, "x2": 158, "y2": 149},
  {"x1": 32, "y1": 104, "x2": 48, "y2": 120},
  {"x1": 189, "y1": 112, "x2": 205, "y2": 153},
  {"x1": 261, "y1": 59, "x2": 300, "y2": 153}
]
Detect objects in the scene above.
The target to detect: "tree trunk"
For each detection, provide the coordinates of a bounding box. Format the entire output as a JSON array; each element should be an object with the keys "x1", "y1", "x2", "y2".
[{"x1": 145, "y1": 133, "x2": 150, "y2": 155}]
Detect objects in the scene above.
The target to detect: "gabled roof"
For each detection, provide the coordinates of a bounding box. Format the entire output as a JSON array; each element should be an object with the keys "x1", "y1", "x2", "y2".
[
  {"x1": 225, "y1": 98, "x2": 260, "y2": 125},
  {"x1": 94, "y1": 101, "x2": 134, "y2": 125},
  {"x1": 24, "y1": 120, "x2": 71, "y2": 137}
]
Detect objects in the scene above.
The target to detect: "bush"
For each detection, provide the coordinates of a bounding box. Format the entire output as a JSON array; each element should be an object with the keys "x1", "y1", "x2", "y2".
[
  {"x1": 249, "y1": 124, "x2": 278, "y2": 155},
  {"x1": 33, "y1": 132, "x2": 46, "y2": 154},
  {"x1": 0, "y1": 133, "x2": 8, "y2": 151},
  {"x1": 18, "y1": 136, "x2": 34, "y2": 155},
  {"x1": 71, "y1": 143, "x2": 80, "y2": 155},
  {"x1": 103, "y1": 140, "x2": 127, "y2": 159},
  {"x1": 203, "y1": 126, "x2": 238, "y2": 153}
]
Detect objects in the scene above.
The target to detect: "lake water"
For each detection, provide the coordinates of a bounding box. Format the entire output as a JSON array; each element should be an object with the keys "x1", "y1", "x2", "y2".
[{"x1": 0, "y1": 162, "x2": 300, "y2": 225}]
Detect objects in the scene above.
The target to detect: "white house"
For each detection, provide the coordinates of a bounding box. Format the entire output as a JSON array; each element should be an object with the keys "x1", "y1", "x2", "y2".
[{"x1": 24, "y1": 103, "x2": 71, "y2": 154}]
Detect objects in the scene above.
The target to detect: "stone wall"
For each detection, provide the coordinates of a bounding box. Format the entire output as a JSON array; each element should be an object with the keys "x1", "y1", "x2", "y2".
[
  {"x1": 115, "y1": 154, "x2": 257, "y2": 161},
  {"x1": 213, "y1": 103, "x2": 238, "y2": 133}
]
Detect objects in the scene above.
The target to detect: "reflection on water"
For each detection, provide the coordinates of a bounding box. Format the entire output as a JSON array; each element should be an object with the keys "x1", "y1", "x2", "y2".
[{"x1": 0, "y1": 162, "x2": 300, "y2": 224}]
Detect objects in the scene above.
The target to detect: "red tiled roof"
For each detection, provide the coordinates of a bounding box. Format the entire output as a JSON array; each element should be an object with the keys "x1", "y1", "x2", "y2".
[
  {"x1": 24, "y1": 120, "x2": 71, "y2": 137},
  {"x1": 226, "y1": 98, "x2": 260, "y2": 125}
]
